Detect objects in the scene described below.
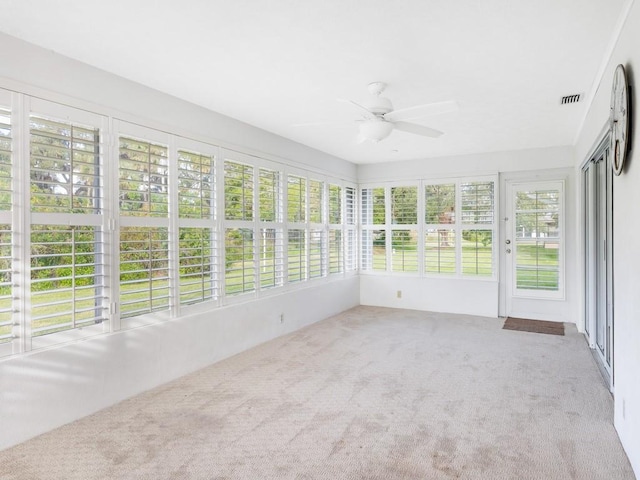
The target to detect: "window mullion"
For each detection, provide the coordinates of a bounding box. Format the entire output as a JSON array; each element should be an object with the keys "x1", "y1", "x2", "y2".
[
  {"x1": 12, "y1": 92, "x2": 30, "y2": 354},
  {"x1": 106, "y1": 120, "x2": 120, "y2": 331},
  {"x1": 168, "y1": 135, "x2": 180, "y2": 316}
]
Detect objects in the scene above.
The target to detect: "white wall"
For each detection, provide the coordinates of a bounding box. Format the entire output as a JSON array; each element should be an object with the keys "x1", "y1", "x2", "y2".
[
  {"x1": 574, "y1": 1, "x2": 640, "y2": 475},
  {"x1": 0, "y1": 33, "x2": 360, "y2": 451},
  {"x1": 0, "y1": 32, "x2": 356, "y2": 181},
  {"x1": 358, "y1": 148, "x2": 577, "y2": 321},
  {"x1": 360, "y1": 276, "x2": 498, "y2": 317}
]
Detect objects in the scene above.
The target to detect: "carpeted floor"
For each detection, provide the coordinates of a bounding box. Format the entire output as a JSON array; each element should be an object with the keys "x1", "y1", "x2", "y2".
[{"x1": 0, "y1": 306, "x2": 635, "y2": 479}]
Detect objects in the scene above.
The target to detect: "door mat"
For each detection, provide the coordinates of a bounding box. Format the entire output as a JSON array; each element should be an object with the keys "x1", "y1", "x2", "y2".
[{"x1": 503, "y1": 317, "x2": 565, "y2": 336}]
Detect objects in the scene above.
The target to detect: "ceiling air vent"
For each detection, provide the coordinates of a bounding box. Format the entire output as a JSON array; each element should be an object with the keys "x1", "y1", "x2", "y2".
[{"x1": 561, "y1": 94, "x2": 581, "y2": 105}]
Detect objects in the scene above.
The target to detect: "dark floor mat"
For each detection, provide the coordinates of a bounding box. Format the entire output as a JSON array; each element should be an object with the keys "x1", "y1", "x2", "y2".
[{"x1": 503, "y1": 317, "x2": 565, "y2": 336}]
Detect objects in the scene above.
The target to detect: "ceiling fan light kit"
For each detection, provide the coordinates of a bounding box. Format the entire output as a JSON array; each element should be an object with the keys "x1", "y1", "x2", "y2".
[{"x1": 359, "y1": 118, "x2": 395, "y2": 142}]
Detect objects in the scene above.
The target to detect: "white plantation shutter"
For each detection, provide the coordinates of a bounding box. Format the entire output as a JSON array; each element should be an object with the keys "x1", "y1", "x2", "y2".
[
  {"x1": 0, "y1": 225, "x2": 10, "y2": 347},
  {"x1": 0, "y1": 107, "x2": 11, "y2": 212},
  {"x1": 461, "y1": 181, "x2": 494, "y2": 276},
  {"x1": 345, "y1": 186, "x2": 357, "y2": 272},
  {"x1": 1, "y1": 94, "x2": 358, "y2": 359},
  {"x1": 178, "y1": 150, "x2": 214, "y2": 219},
  {"x1": 359, "y1": 179, "x2": 496, "y2": 277},
  {"x1": 119, "y1": 137, "x2": 168, "y2": 217},
  {"x1": 390, "y1": 186, "x2": 418, "y2": 273},
  {"x1": 225, "y1": 161, "x2": 253, "y2": 221},
  {"x1": 258, "y1": 168, "x2": 284, "y2": 290},
  {"x1": 361, "y1": 187, "x2": 385, "y2": 271},
  {"x1": 287, "y1": 229, "x2": 305, "y2": 282},
  {"x1": 0, "y1": 106, "x2": 11, "y2": 349},
  {"x1": 179, "y1": 227, "x2": 216, "y2": 305},
  {"x1": 225, "y1": 228, "x2": 255, "y2": 294},
  {"x1": 31, "y1": 225, "x2": 107, "y2": 335},
  {"x1": 259, "y1": 168, "x2": 280, "y2": 222},
  {"x1": 309, "y1": 229, "x2": 325, "y2": 278},
  {"x1": 329, "y1": 229, "x2": 343, "y2": 274},
  {"x1": 425, "y1": 183, "x2": 456, "y2": 274},
  {"x1": 30, "y1": 117, "x2": 101, "y2": 214},
  {"x1": 309, "y1": 179, "x2": 323, "y2": 224},
  {"x1": 119, "y1": 227, "x2": 170, "y2": 317},
  {"x1": 224, "y1": 160, "x2": 256, "y2": 296},
  {"x1": 29, "y1": 112, "x2": 107, "y2": 343},
  {"x1": 259, "y1": 228, "x2": 283, "y2": 289},
  {"x1": 119, "y1": 133, "x2": 171, "y2": 320},
  {"x1": 177, "y1": 148, "x2": 217, "y2": 305},
  {"x1": 328, "y1": 184, "x2": 343, "y2": 275},
  {"x1": 287, "y1": 175, "x2": 306, "y2": 223}
]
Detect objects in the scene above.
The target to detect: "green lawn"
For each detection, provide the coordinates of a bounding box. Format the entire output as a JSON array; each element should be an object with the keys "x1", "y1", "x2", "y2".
[{"x1": 1, "y1": 239, "x2": 560, "y2": 341}]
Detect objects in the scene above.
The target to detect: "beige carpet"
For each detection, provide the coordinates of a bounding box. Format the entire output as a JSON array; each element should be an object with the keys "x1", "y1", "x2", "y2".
[{"x1": 0, "y1": 306, "x2": 634, "y2": 479}]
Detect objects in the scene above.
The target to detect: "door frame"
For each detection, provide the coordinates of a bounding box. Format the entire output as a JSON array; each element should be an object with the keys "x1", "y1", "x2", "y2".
[
  {"x1": 581, "y1": 132, "x2": 614, "y2": 388},
  {"x1": 498, "y1": 168, "x2": 573, "y2": 320}
]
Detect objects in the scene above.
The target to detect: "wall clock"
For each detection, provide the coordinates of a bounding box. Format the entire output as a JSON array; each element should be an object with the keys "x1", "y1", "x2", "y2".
[{"x1": 611, "y1": 64, "x2": 630, "y2": 176}]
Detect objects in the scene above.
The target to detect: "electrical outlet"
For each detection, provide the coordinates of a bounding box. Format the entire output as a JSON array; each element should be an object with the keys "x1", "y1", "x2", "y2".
[{"x1": 397, "y1": 290, "x2": 402, "y2": 299}]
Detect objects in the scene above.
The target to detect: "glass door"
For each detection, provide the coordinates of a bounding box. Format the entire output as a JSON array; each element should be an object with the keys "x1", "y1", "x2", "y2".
[{"x1": 583, "y1": 141, "x2": 613, "y2": 386}]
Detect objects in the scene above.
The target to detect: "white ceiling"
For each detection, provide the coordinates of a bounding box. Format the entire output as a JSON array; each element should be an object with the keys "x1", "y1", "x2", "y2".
[{"x1": 0, "y1": 0, "x2": 629, "y2": 164}]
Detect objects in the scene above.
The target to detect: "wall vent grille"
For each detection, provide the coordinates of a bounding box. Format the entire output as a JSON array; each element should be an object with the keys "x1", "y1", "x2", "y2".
[{"x1": 561, "y1": 94, "x2": 581, "y2": 105}]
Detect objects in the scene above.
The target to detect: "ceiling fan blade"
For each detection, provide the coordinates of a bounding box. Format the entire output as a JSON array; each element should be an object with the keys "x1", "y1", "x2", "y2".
[
  {"x1": 393, "y1": 121, "x2": 443, "y2": 138},
  {"x1": 338, "y1": 98, "x2": 375, "y2": 118},
  {"x1": 385, "y1": 100, "x2": 458, "y2": 122},
  {"x1": 291, "y1": 120, "x2": 353, "y2": 128}
]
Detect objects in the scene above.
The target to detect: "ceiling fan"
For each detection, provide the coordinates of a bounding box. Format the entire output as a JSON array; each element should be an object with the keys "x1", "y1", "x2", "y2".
[{"x1": 297, "y1": 82, "x2": 457, "y2": 143}]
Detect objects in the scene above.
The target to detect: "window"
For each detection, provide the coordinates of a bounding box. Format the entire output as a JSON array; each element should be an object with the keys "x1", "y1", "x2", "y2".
[
  {"x1": 259, "y1": 168, "x2": 280, "y2": 222},
  {"x1": 361, "y1": 178, "x2": 496, "y2": 277},
  {"x1": 119, "y1": 134, "x2": 170, "y2": 320},
  {"x1": 0, "y1": 106, "x2": 11, "y2": 348},
  {"x1": 119, "y1": 137, "x2": 168, "y2": 216},
  {"x1": 513, "y1": 183, "x2": 562, "y2": 295},
  {"x1": 345, "y1": 186, "x2": 357, "y2": 272},
  {"x1": 225, "y1": 161, "x2": 253, "y2": 221},
  {"x1": 30, "y1": 114, "x2": 107, "y2": 343},
  {"x1": 327, "y1": 184, "x2": 343, "y2": 275},
  {"x1": 31, "y1": 225, "x2": 106, "y2": 335},
  {"x1": 178, "y1": 150, "x2": 214, "y2": 219},
  {"x1": 177, "y1": 148, "x2": 216, "y2": 306},
  {"x1": 390, "y1": 187, "x2": 418, "y2": 272},
  {"x1": 287, "y1": 175, "x2": 306, "y2": 222},
  {"x1": 225, "y1": 228, "x2": 255, "y2": 294},
  {"x1": 179, "y1": 227, "x2": 215, "y2": 305},
  {"x1": 425, "y1": 183, "x2": 455, "y2": 274},
  {"x1": 259, "y1": 228, "x2": 283, "y2": 289},
  {"x1": 0, "y1": 107, "x2": 12, "y2": 212},
  {"x1": 460, "y1": 181, "x2": 494, "y2": 276},
  {"x1": 329, "y1": 229, "x2": 343, "y2": 274},
  {"x1": 361, "y1": 187, "x2": 385, "y2": 271},
  {"x1": 309, "y1": 179, "x2": 323, "y2": 224},
  {"x1": 309, "y1": 229, "x2": 325, "y2": 278},
  {"x1": 258, "y1": 168, "x2": 283, "y2": 290},
  {"x1": 120, "y1": 227, "x2": 170, "y2": 317},
  {"x1": 287, "y1": 229, "x2": 305, "y2": 282},
  {"x1": 1, "y1": 93, "x2": 356, "y2": 359}
]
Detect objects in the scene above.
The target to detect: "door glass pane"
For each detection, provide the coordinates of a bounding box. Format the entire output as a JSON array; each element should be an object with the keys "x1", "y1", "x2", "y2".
[{"x1": 514, "y1": 187, "x2": 561, "y2": 293}]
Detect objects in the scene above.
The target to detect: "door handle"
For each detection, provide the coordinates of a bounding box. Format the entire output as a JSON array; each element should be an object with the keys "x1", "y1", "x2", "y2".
[{"x1": 505, "y1": 239, "x2": 511, "y2": 244}]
